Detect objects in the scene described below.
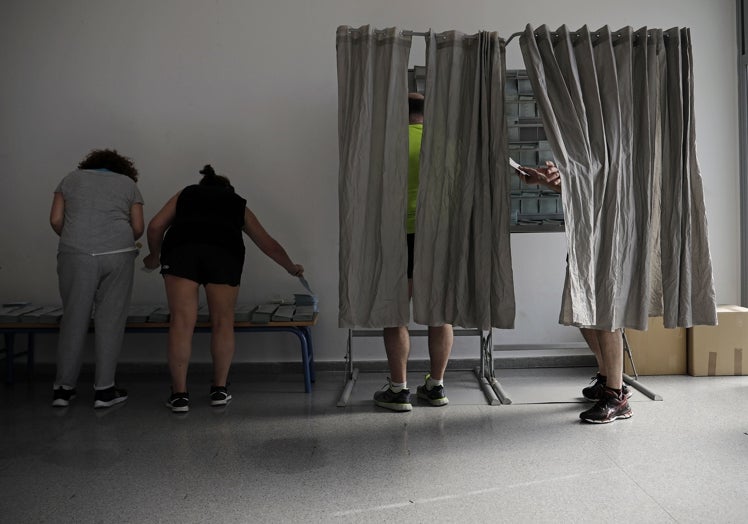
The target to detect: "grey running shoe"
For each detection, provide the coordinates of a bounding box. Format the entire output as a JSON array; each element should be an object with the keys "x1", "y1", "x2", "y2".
[
  {"x1": 373, "y1": 379, "x2": 412, "y2": 412},
  {"x1": 416, "y1": 374, "x2": 449, "y2": 406},
  {"x1": 580, "y1": 387, "x2": 632, "y2": 424}
]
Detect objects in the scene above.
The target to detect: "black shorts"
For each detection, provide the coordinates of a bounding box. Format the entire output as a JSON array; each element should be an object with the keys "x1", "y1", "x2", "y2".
[
  {"x1": 160, "y1": 243, "x2": 243, "y2": 286},
  {"x1": 407, "y1": 233, "x2": 415, "y2": 279}
]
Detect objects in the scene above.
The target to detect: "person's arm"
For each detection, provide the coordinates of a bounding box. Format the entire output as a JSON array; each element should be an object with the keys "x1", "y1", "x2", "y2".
[
  {"x1": 516, "y1": 160, "x2": 562, "y2": 193},
  {"x1": 142, "y1": 192, "x2": 179, "y2": 269},
  {"x1": 243, "y1": 207, "x2": 304, "y2": 276},
  {"x1": 50, "y1": 192, "x2": 65, "y2": 236},
  {"x1": 130, "y1": 203, "x2": 144, "y2": 240}
]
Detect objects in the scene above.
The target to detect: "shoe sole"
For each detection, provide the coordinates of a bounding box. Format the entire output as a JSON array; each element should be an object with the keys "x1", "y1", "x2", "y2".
[
  {"x1": 52, "y1": 395, "x2": 75, "y2": 408},
  {"x1": 94, "y1": 396, "x2": 128, "y2": 409},
  {"x1": 581, "y1": 410, "x2": 633, "y2": 424},
  {"x1": 210, "y1": 396, "x2": 232, "y2": 406},
  {"x1": 417, "y1": 392, "x2": 449, "y2": 406},
  {"x1": 374, "y1": 401, "x2": 412, "y2": 412},
  {"x1": 166, "y1": 401, "x2": 189, "y2": 413}
]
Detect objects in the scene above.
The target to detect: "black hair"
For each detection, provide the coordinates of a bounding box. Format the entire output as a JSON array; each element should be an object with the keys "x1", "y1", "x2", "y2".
[
  {"x1": 78, "y1": 149, "x2": 139, "y2": 182},
  {"x1": 198, "y1": 164, "x2": 233, "y2": 189},
  {"x1": 408, "y1": 96, "x2": 424, "y2": 117}
]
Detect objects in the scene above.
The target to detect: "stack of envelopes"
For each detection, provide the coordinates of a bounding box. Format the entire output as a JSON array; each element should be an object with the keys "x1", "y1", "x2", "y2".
[
  {"x1": 271, "y1": 304, "x2": 295, "y2": 322},
  {"x1": 251, "y1": 304, "x2": 279, "y2": 323}
]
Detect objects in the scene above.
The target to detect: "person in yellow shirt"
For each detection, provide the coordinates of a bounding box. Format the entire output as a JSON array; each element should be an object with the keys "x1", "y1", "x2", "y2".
[{"x1": 374, "y1": 93, "x2": 454, "y2": 412}]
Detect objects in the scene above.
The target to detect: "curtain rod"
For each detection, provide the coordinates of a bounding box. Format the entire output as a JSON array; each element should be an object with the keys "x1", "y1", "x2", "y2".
[
  {"x1": 344, "y1": 27, "x2": 667, "y2": 44},
  {"x1": 345, "y1": 28, "x2": 502, "y2": 42},
  {"x1": 343, "y1": 27, "x2": 428, "y2": 37},
  {"x1": 403, "y1": 29, "x2": 505, "y2": 41},
  {"x1": 507, "y1": 29, "x2": 670, "y2": 45}
]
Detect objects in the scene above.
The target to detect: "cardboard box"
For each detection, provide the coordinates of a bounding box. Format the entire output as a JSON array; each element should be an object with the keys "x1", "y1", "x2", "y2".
[
  {"x1": 623, "y1": 317, "x2": 687, "y2": 375},
  {"x1": 687, "y1": 305, "x2": 748, "y2": 376}
]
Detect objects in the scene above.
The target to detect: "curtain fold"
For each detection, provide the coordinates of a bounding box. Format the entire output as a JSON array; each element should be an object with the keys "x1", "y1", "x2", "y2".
[
  {"x1": 520, "y1": 24, "x2": 716, "y2": 330},
  {"x1": 336, "y1": 25, "x2": 412, "y2": 328},
  {"x1": 661, "y1": 28, "x2": 716, "y2": 327},
  {"x1": 413, "y1": 31, "x2": 515, "y2": 330}
]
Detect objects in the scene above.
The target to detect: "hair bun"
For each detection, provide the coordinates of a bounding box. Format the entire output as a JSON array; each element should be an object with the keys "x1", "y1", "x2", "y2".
[{"x1": 199, "y1": 164, "x2": 216, "y2": 177}]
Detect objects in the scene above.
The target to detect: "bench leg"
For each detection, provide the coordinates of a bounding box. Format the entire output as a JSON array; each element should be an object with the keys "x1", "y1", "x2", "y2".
[
  {"x1": 4, "y1": 333, "x2": 15, "y2": 385},
  {"x1": 27, "y1": 333, "x2": 35, "y2": 379},
  {"x1": 300, "y1": 327, "x2": 315, "y2": 383},
  {"x1": 287, "y1": 328, "x2": 312, "y2": 393}
]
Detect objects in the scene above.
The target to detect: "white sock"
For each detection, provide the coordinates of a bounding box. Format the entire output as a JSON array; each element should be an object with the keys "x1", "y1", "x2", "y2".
[
  {"x1": 53, "y1": 384, "x2": 74, "y2": 391},
  {"x1": 426, "y1": 376, "x2": 443, "y2": 390},
  {"x1": 390, "y1": 381, "x2": 406, "y2": 392}
]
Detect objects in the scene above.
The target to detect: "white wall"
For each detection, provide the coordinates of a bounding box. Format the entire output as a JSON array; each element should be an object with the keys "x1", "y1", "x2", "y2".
[{"x1": 0, "y1": 0, "x2": 739, "y2": 364}]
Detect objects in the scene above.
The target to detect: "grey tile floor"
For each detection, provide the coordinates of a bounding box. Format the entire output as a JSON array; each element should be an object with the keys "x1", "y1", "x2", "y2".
[{"x1": 2, "y1": 366, "x2": 748, "y2": 523}]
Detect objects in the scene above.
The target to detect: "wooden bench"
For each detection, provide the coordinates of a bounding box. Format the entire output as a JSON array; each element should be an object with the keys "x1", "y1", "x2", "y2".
[{"x1": 0, "y1": 315, "x2": 318, "y2": 392}]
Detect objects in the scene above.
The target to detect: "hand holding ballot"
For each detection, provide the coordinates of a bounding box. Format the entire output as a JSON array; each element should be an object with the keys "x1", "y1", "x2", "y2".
[{"x1": 511, "y1": 158, "x2": 562, "y2": 193}]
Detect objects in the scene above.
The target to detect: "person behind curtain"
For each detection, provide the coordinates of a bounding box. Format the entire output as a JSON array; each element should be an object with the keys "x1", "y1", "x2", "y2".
[
  {"x1": 373, "y1": 93, "x2": 455, "y2": 412},
  {"x1": 517, "y1": 161, "x2": 632, "y2": 424},
  {"x1": 49, "y1": 149, "x2": 144, "y2": 408},
  {"x1": 143, "y1": 165, "x2": 304, "y2": 413}
]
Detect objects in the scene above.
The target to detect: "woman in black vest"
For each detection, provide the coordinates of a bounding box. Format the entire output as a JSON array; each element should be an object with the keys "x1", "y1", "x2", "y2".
[{"x1": 143, "y1": 165, "x2": 303, "y2": 412}]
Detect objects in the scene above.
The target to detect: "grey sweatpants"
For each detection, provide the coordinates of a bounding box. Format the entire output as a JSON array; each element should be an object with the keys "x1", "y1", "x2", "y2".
[{"x1": 55, "y1": 251, "x2": 135, "y2": 389}]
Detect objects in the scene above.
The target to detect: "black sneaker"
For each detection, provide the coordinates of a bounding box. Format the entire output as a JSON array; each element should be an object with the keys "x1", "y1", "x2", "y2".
[
  {"x1": 166, "y1": 392, "x2": 190, "y2": 413},
  {"x1": 580, "y1": 387, "x2": 633, "y2": 424},
  {"x1": 93, "y1": 386, "x2": 128, "y2": 409},
  {"x1": 582, "y1": 373, "x2": 631, "y2": 401},
  {"x1": 210, "y1": 386, "x2": 232, "y2": 406},
  {"x1": 373, "y1": 379, "x2": 412, "y2": 412},
  {"x1": 416, "y1": 374, "x2": 449, "y2": 406},
  {"x1": 52, "y1": 387, "x2": 77, "y2": 407}
]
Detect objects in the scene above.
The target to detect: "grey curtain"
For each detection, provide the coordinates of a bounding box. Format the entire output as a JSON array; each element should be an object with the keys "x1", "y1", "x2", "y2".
[
  {"x1": 519, "y1": 24, "x2": 716, "y2": 330},
  {"x1": 336, "y1": 25, "x2": 412, "y2": 328},
  {"x1": 413, "y1": 31, "x2": 515, "y2": 330}
]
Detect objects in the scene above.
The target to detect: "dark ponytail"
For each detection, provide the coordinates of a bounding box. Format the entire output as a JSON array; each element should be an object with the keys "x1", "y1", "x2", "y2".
[
  {"x1": 198, "y1": 164, "x2": 233, "y2": 189},
  {"x1": 199, "y1": 164, "x2": 217, "y2": 177}
]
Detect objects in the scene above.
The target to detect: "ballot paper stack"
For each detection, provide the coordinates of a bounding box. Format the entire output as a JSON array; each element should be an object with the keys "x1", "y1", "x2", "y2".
[
  {"x1": 234, "y1": 304, "x2": 255, "y2": 322},
  {"x1": 292, "y1": 305, "x2": 316, "y2": 322},
  {"x1": 197, "y1": 305, "x2": 211, "y2": 322},
  {"x1": 294, "y1": 294, "x2": 318, "y2": 307},
  {"x1": 0, "y1": 305, "x2": 22, "y2": 322},
  {"x1": 36, "y1": 306, "x2": 65, "y2": 323},
  {"x1": 0, "y1": 304, "x2": 40, "y2": 322},
  {"x1": 271, "y1": 304, "x2": 296, "y2": 322},
  {"x1": 127, "y1": 305, "x2": 159, "y2": 323},
  {"x1": 251, "y1": 304, "x2": 279, "y2": 323},
  {"x1": 148, "y1": 306, "x2": 171, "y2": 323},
  {"x1": 292, "y1": 293, "x2": 318, "y2": 321},
  {"x1": 21, "y1": 305, "x2": 64, "y2": 323}
]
